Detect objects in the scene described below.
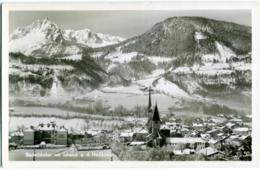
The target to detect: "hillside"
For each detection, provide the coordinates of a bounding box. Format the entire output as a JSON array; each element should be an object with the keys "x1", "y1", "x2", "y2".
[{"x1": 9, "y1": 16, "x2": 252, "y2": 115}]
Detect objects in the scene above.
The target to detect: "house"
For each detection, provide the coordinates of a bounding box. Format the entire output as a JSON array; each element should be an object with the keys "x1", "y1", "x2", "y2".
[
  {"x1": 198, "y1": 147, "x2": 224, "y2": 157},
  {"x1": 160, "y1": 125, "x2": 171, "y2": 138},
  {"x1": 224, "y1": 135, "x2": 242, "y2": 147},
  {"x1": 128, "y1": 141, "x2": 147, "y2": 150},
  {"x1": 23, "y1": 128, "x2": 35, "y2": 145},
  {"x1": 23, "y1": 122, "x2": 68, "y2": 145},
  {"x1": 207, "y1": 129, "x2": 222, "y2": 139},
  {"x1": 172, "y1": 148, "x2": 195, "y2": 155},
  {"x1": 133, "y1": 128, "x2": 148, "y2": 141},
  {"x1": 56, "y1": 126, "x2": 68, "y2": 145},
  {"x1": 208, "y1": 139, "x2": 222, "y2": 149},
  {"x1": 200, "y1": 133, "x2": 211, "y2": 141},
  {"x1": 225, "y1": 122, "x2": 239, "y2": 129},
  {"x1": 165, "y1": 137, "x2": 206, "y2": 151},
  {"x1": 233, "y1": 127, "x2": 249, "y2": 135},
  {"x1": 10, "y1": 131, "x2": 24, "y2": 145},
  {"x1": 192, "y1": 123, "x2": 204, "y2": 130},
  {"x1": 119, "y1": 132, "x2": 134, "y2": 143},
  {"x1": 34, "y1": 123, "x2": 57, "y2": 144},
  {"x1": 165, "y1": 122, "x2": 177, "y2": 129}
]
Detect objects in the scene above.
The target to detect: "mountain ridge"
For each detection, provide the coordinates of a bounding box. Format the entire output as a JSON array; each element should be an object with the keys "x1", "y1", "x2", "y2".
[
  {"x1": 9, "y1": 16, "x2": 252, "y2": 115},
  {"x1": 9, "y1": 18, "x2": 125, "y2": 57}
]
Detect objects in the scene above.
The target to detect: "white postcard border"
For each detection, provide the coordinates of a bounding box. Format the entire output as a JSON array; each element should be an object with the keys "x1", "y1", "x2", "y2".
[{"x1": 2, "y1": 1, "x2": 260, "y2": 168}]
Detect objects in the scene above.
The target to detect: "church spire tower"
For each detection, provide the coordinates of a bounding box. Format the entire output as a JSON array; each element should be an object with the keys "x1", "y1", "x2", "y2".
[
  {"x1": 152, "y1": 103, "x2": 160, "y2": 122},
  {"x1": 147, "y1": 87, "x2": 153, "y2": 133},
  {"x1": 148, "y1": 86, "x2": 152, "y2": 112}
]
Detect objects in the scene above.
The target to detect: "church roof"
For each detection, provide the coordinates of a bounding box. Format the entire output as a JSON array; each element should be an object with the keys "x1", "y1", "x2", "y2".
[{"x1": 153, "y1": 104, "x2": 160, "y2": 121}]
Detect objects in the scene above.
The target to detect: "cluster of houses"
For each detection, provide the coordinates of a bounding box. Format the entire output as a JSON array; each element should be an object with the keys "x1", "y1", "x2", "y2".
[{"x1": 117, "y1": 87, "x2": 252, "y2": 158}]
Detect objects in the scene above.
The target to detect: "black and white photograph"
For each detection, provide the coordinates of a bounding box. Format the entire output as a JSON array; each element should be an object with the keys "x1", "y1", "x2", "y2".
[{"x1": 1, "y1": 1, "x2": 259, "y2": 168}]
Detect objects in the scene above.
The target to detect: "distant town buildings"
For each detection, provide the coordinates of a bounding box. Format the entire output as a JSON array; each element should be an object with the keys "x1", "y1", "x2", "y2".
[
  {"x1": 118, "y1": 86, "x2": 252, "y2": 159},
  {"x1": 12, "y1": 122, "x2": 68, "y2": 146}
]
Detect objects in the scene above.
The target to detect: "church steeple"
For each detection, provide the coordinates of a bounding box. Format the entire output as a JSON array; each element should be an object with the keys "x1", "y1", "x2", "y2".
[
  {"x1": 148, "y1": 87, "x2": 152, "y2": 111},
  {"x1": 153, "y1": 103, "x2": 160, "y2": 122}
]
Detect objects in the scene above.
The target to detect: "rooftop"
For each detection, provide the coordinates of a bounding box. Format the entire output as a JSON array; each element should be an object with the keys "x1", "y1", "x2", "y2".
[{"x1": 166, "y1": 137, "x2": 206, "y2": 144}]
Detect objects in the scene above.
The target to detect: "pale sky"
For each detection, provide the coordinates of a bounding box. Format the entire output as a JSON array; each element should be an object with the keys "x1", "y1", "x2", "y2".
[{"x1": 9, "y1": 10, "x2": 251, "y2": 38}]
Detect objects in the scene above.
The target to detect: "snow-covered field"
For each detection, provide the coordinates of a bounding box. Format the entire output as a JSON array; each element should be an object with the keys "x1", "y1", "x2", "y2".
[
  {"x1": 153, "y1": 78, "x2": 190, "y2": 98},
  {"x1": 9, "y1": 106, "x2": 126, "y2": 132},
  {"x1": 105, "y1": 50, "x2": 138, "y2": 64},
  {"x1": 82, "y1": 89, "x2": 176, "y2": 111},
  {"x1": 201, "y1": 41, "x2": 236, "y2": 63},
  {"x1": 10, "y1": 106, "x2": 116, "y2": 120},
  {"x1": 145, "y1": 69, "x2": 165, "y2": 78},
  {"x1": 101, "y1": 85, "x2": 143, "y2": 95},
  {"x1": 147, "y1": 56, "x2": 174, "y2": 65},
  {"x1": 136, "y1": 76, "x2": 190, "y2": 99}
]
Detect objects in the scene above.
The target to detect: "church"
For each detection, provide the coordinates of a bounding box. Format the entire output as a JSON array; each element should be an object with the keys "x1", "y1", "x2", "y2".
[{"x1": 145, "y1": 87, "x2": 170, "y2": 147}]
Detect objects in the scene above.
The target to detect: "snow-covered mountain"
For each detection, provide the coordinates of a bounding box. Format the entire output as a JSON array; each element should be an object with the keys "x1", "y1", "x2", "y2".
[
  {"x1": 89, "y1": 16, "x2": 251, "y2": 103},
  {"x1": 63, "y1": 29, "x2": 125, "y2": 48},
  {"x1": 9, "y1": 16, "x2": 251, "y2": 115},
  {"x1": 10, "y1": 18, "x2": 67, "y2": 57},
  {"x1": 9, "y1": 18, "x2": 125, "y2": 57}
]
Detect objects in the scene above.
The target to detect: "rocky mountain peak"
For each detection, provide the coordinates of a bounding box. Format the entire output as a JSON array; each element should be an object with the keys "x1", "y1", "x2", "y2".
[{"x1": 9, "y1": 18, "x2": 125, "y2": 56}]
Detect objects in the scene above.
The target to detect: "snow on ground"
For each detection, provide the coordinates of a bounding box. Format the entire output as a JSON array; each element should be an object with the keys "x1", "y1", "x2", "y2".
[
  {"x1": 63, "y1": 29, "x2": 125, "y2": 48},
  {"x1": 196, "y1": 69, "x2": 234, "y2": 76},
  {"x1": 173, "y1": 67, "x2": 193, "y2": 74},
  {"x1": 9, "y1": 31, "x2": 46, "y2": 55},
  {"x1": 196, "y1": 63, "x2": 233, "y2": 76},
  {"x1": 10, "y1": 105, "x2": 121, "y2": 122},
  {"x1": 10, "y1": 63, "x2": 74, "y2": 71},
  {"x1": 63, "y1": 45, "x2": 81, "y2": 55},
  {"x1": 145, "y1": 69, "x2": 165, "y2": 78},
  {"x1": 101, "y1": 84, "x2": 143, "y2": 95},
  {"x1": 9, "y1": 68, "x2": 37, "y2": 77},
  {"x1": 85, "y1": 89, "x2": 106, "y2": 99},
  {"x1": 91, "y1": 51, "x2": 105, "y2": 58},
  {"x1": 9, "y1": 117, "x2": 86, "y2": 132},
  {"x1": 49, "y1": 75, "x2": 67, "y2": 99},
  {"x1": 10, "y1": 63, "x2": 74, "y2": 78},
  {"x1": 147, "y1": 56, "x2": 174, "y2": 65},
  {"x1": 62, "y1": 54, "x2": 82, "y2": 61},
  {"x1": 201, "y1": 54, "x2": 219, "y2": 63},
  {"x1": 184, "y1": 81, "x2": 202, "y2": 94},
  {"x1": 215, "y1": 41, "x2": 236, "y2": 62},
  {"x1": 153, "y1": 78, "x2": 190, "y2": 98},
  {"x1": 136, "y1": 78, "x2": 157, "y2": 87},
  {"x1": 107, "y1": 63, "x2": 118, "y2": 71},
  {"x1": 232, "y1": 62, "x2": 251, "y2": 71},
  {"x1": 194, "y1": 32, "x2": 207, "y2": 40},
  {"x1": 201, "y1": 42, "x2": 236, "y2": 63},
  {"x1": 81, "y1": 88, "x2": 176, "y2": 111},
  {"x1": 200, "y1": 63, "x2": 230, "y2": 70},
  {"x1": 105, "y1": 49, "x2": 138, "y2": 63},
  {"x1": 192, "y1": 64, "x2": 200, "y2": 71}
]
